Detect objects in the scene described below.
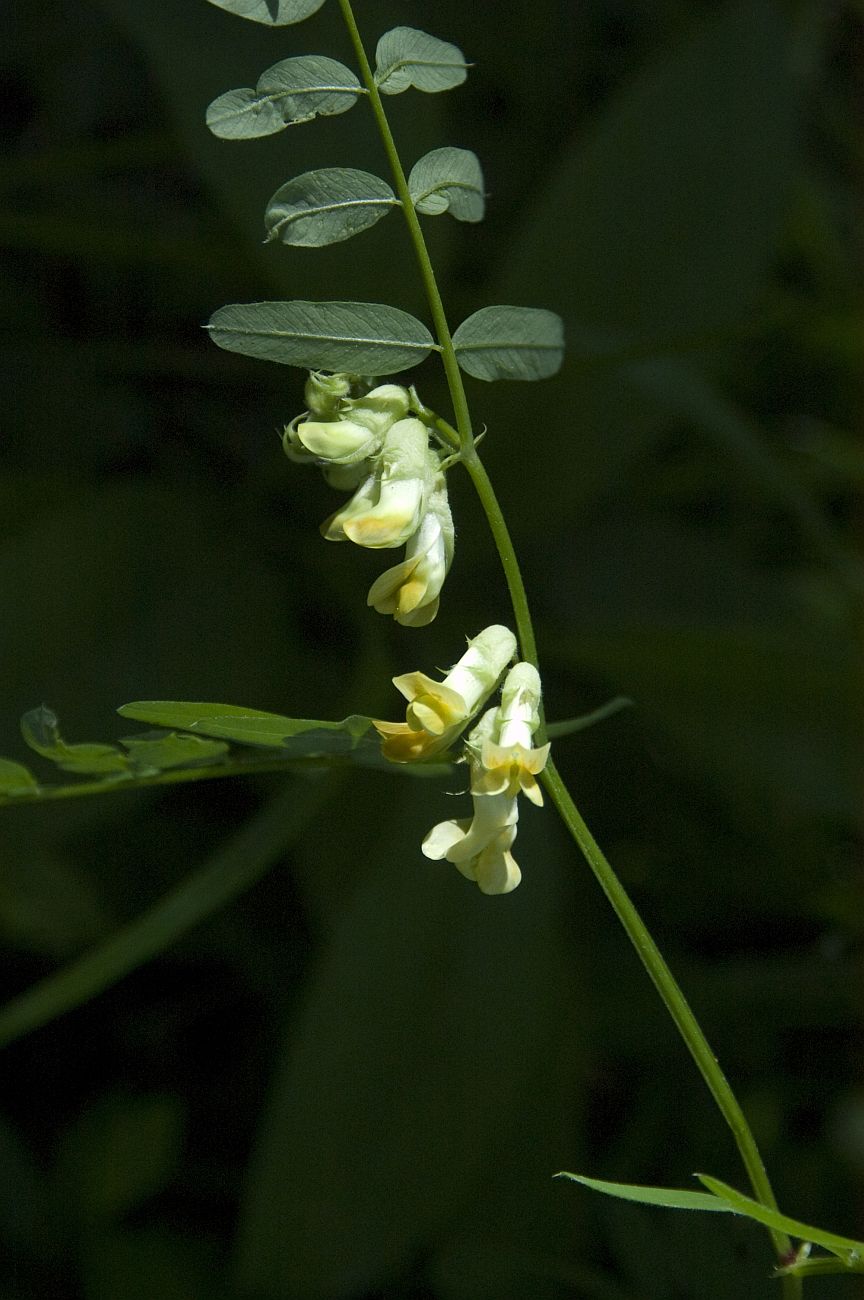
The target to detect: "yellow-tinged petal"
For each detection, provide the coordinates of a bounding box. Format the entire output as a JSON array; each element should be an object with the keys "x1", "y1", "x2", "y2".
[
  {"x1": 476, "y1": 739, "x2": 551, "y2": 805},
  {"x1": 371, "y1": 719, "x2": 452, "y2": 763}
]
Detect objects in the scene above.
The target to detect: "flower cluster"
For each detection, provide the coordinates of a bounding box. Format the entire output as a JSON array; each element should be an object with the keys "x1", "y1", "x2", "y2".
[
  {"x1": 373, "y1": 627, "x2": 550, "y2": 894},
  {"x1": 284, "y1": 373, "x2": 453, "y2": 627}
]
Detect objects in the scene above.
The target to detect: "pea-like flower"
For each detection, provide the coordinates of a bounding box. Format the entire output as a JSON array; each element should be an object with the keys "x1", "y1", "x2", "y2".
[
  {"x1": 421, "y1": 710, "x2": 521, "y2": 894},
  {"x1": 373, "y1": 624, "x2": 516, "y2": 763},
  {"x1": 366, "y1": 483, "x2": 454, "y2": 627},
  {"x1": 470, "y1": 662, "x2": 550, "y2": 806},
  {"x1": 421, "y1": 662, "x2": 549, "y2": 894},
  {"x1": 321, "y1": 417, "x2": 432, "y2": 549}
]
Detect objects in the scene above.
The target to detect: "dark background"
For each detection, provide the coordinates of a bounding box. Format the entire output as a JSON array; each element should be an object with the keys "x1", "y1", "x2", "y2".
[{"x1": 0, "y1": 0, "x2": 861, "y2": 1296}]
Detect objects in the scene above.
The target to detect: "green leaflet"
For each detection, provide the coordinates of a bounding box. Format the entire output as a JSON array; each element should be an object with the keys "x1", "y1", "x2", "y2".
[
  {"x1": 19, "y1": 707, "x2": 229, "y2": 779},
  {"x1": 22, "y1": 706, "x2": 130, "y2": 776},
  {"x1": 374, "y1": 27, "x2": 469, "y2": 95},
  {"x1": 544, "y1": 697, "x2": 634, "y2": 739},
  {"x1": 206, "y1": 300, "x2": 438, "y2": 374},
  {"x1": 117, "y1": 701, "x2": 375, "y2": 754},
  {"x1": 557, "y1": 1172, "x2": 732, "y2": 1213},
  {"x1": 407, "y1": 148, "x2": 484, "y2": 223},
  {"x1": 0, "y1": 757, "x2": 40, "y2": 796},
  {"x1": 118, "y1": 731, "x2": 229, "y2": 771},
  {"x1": 453, "y1": 306, "x2": 565, "y2": 381},
  {"x1": 265, "y1": 168, "x2": 397, "y2": 247},
  {"x1": 206, "y1": 55, "x2": 362, "y2": 140},
  {"x1": 695, "y1": 1175, "x2": 864, "y2": 1265},
  {"x1": 562, "y1": 1172, "x2": 864, "y2": 1271},
  {"x1": 205, "y1": 0, "x2": 326, "y2": 26}
]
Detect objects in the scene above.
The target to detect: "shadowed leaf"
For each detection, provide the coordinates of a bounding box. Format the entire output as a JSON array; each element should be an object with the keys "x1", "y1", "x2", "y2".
[
  {"x1": 453, "y1": 306, "x2": 564, "y2": 381},
  {"x1": 0, "y1": 758, "x2": 40, "y2": 796},
  {"x1": 21, "y1": 707, "x2": 129, "y2": 776},
  {"x1": 117, "y1": 700, "x2": 375, "y2": 753}
]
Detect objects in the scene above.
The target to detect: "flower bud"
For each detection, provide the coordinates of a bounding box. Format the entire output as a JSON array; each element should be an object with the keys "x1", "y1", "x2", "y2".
[{"x1": 304, "y1": 371, "x2": 355, "y2": 419}]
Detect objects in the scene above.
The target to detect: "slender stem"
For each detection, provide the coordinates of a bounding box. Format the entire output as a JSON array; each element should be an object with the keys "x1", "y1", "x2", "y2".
[
  {"x1": 334, "y1": 4, "x2": 799, "y2": 1291},
  {"x1": 460, "y1": 452, "x2": 543, "y2": 715},
  {"x1": 336, "y1": 0, "x2": 475, "y2": 452},
  {"x1": 465, "y1": 461, "x2": 800, "y2": 1294}
]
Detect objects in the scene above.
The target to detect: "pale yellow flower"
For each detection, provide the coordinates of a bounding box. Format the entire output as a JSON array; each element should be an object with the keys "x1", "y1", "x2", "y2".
[
  {"x1": 321, "y1": 417, "x2": 431, "y2": 549},
  {"x1": 373, "y1": 624, "x2": 516, "y2": 763},
  {"x1": 422, "y1": 790, "x2": 521, "y2": 895},
  {"x1": 366, "y1": 484, "x2": 454, "y2": 627},
  {"x1": 470, "y1": 663, "x2": 550, "y2": 806}
]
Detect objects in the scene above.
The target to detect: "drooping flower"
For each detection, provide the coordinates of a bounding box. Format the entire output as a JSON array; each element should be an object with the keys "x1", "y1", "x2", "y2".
[
  {"x1": 421, "y1": 663, "x2": 549, "y2": 894},
  {"x1": 373, "y1": 624, "x2": 516, "y2": 763},
  {"x1": 421, "y1": 710, "x2": 521, "y2": 894},
  {"x1": 470, "y1": 662, "x2": 550, "y2": 806},
  {"x1": 366, "y1": 482, "x2": 454, "y2": 627},
  {"x1": 321, "y1": 417, "x2": 432, "y2": 549}
]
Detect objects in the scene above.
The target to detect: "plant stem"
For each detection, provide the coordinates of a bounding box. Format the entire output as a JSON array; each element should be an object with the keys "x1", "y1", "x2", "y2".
[
  {"x1": 465, "y1": 462, "x2": 800, "y2": 1294},
  {"x1": 336, "y1": 0, "x2": 475, "y2": 452},
  {"x1": 335, "y1": 4, "x2": 799, "y2": 1292}
]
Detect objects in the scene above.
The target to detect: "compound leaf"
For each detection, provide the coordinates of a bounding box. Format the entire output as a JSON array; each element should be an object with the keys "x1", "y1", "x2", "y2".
[
  {"x1": 408, "y1": 147, "x2": 484, "y2": 222},
  {"x1": 265, "y1": 168, "x2": 397, "y2": 247},
  {"x1": 453, "y1": 305, "x2": 564, "y2": 381},
  {"x1": 206, "y1": 55, "x2": 361, "y2": 141},
  {"x1": 117, "y1": 701, "x2": 375, "y2": 754},
  {"x1": 374, "y1": 27, "x2": 469, "y2": 95},
  {"x1": 21, "y1": 707, "x2": 129, "y2": 776},
  {"x1": 206, "y1": 300, "x2": 437, "y2": 374},
  {"x1": 0, "y1": 758, "x2": 39, "y2": 796},
  {"x1": 205, "y1": 0, "x2": 326, "y2": 26}
]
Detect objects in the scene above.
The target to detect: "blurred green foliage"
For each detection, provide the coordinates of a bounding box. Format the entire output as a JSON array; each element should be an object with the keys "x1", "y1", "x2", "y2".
[{"x1": 0, "y1": 0, "x2": 861, "y2": 1297}]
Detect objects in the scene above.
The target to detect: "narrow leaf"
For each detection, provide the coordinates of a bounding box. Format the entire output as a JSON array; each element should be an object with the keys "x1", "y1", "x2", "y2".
[
  {"x1": 557, "y1": 1173, "x2": 732, "y2": 1213},
  {"x1": 21, "y1": 707, "x2": 129, "y2": 776},
  {"x1": 453, "y1": 306, "x2": 565, "y2": 381},
  {"x1": 0, "y1": 758, "x2": 39, "y2": 796},
  {"x1": 374, "y1": 27, "x2": 469, "y2": 95},
  {"x1": 696, "y1": 1175, "x2": 864, "y2": 1262},
  {"x1": 265, "y1": 168, "x2": 397, "y2": 247},
  {"x1": 117, "y1": 701, "x2": 375, "y2": 754},
  {"x1": 206, "y1": 300, "x2": 438, "y2": 374},
  {"x1": 205, "y1": 0, "x2": 326, "y2": 26},
  {"x1": 408, "y1": 148, "x2": 484, "y2": 222},
  {"x1": 545, "y1": 696, "x2": 634, "y2": 739},
  {"x1": 119, "y1": 731, "x2": 229, "y2": 772},
  {"x1": 206, "y1": 56, "x2": 361, "y2": 141}
]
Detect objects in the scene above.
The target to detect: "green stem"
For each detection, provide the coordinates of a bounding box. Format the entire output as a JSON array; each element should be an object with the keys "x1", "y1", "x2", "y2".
[
  {"x1": 336, "y1": 0, "x2": 474, "y2": 452},
  {"x1": 465, "y1": 463, "x2": 800, "y2": 1294},
  {"x1": 335, "y1": 4, "x2": 798, "y2": 1292}
]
